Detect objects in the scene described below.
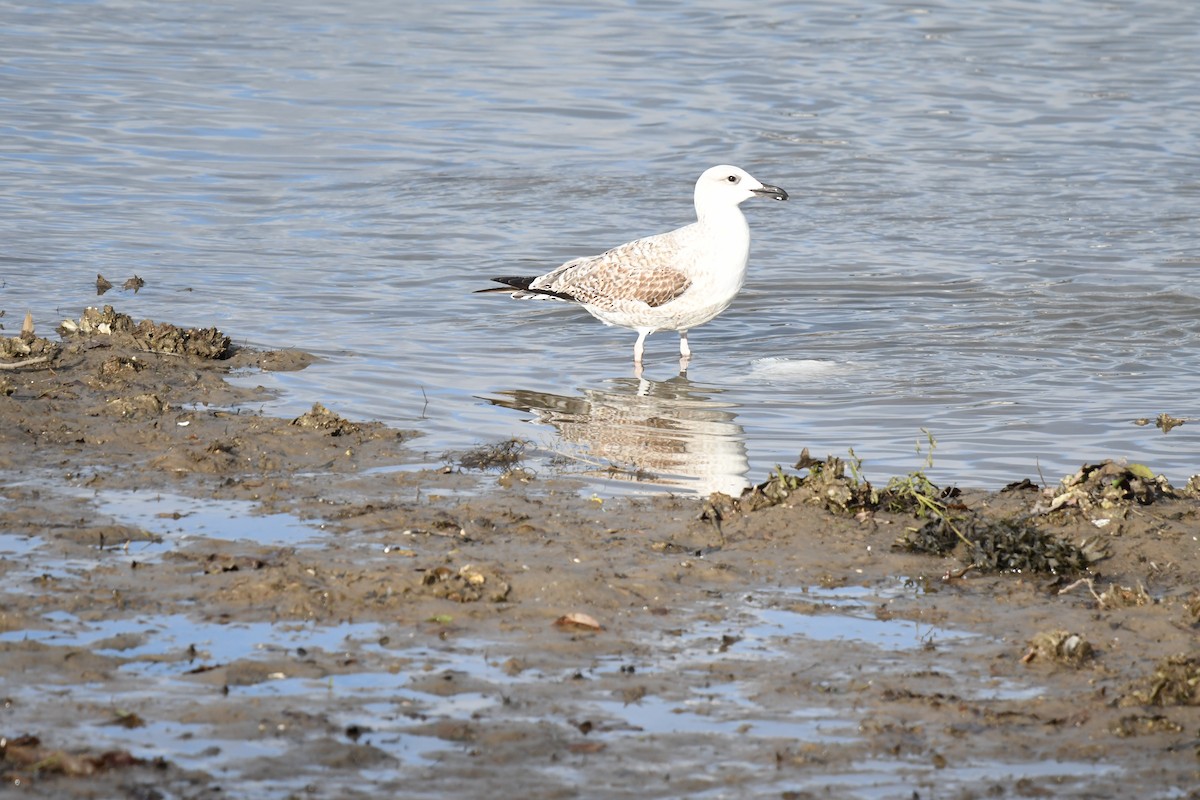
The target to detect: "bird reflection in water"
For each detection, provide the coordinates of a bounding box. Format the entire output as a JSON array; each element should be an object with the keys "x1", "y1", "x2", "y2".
[{"x1": 485, "y1": 375, "x2": 749, "y2": 496}]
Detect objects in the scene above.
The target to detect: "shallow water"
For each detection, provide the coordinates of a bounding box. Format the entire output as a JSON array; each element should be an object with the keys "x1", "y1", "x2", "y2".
[
  {"x1": 92, "y1": 490, "x2": 327, "y2": 550},
  {"x1": 3, "y1": 0, "x2": 1198, "y2": 493},
  {"x1": 0, "y1": 585, "x2": 1098, "y2": 798}
]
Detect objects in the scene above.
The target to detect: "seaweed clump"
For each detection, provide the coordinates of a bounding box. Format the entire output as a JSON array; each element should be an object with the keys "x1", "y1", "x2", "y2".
[
  {"x1": 1020, "y1": 630, "x2": 1094, "y2": 667},
  {"x1": 725, "y1": 442, "x2": 1107, "y2": 577},
  {"x1": 292, "y1": 402, "x2": 363, "y2": 436},
  {"x1": 737, "y1": 448, "x2": 878, "y2": 514},
  {"x1": 0, "y1": 312, "x2": 60, "y2": 364},
  {"x1": 419, "y1": 564, "x2": 511, "y2": 603},
  {"x1": 1120, "y1": 654, "x2": 1200, "y2": 707},
  {"x1": 59, "y1": 305, "x2": 232, "y2": 359},
  {"x1": 454, "y1": 438, "x2": 529, "y2": 472},
  {"x1": 898, "y1": 514, "x2": 1093, "y2": 575},
  {"x1": 0, "y1": 333, "x2": 59, "y2": 363},
  {"x1": 0, "y1": 733, "x2": 157, "y2": 777},
  {"x1": 1047, "y1": 460, "x2": 1174, "y2": 512}
]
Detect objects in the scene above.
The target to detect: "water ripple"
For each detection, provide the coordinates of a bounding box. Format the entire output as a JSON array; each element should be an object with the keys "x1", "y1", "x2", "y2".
[{"x1": 3, "y1": 0, "x2": 1198, "y2": 490}]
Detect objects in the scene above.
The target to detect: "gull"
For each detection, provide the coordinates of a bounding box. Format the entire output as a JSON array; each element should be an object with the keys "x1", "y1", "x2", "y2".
[{"x1": 477, "y1": 165, "x2": 787, "y2": 371}]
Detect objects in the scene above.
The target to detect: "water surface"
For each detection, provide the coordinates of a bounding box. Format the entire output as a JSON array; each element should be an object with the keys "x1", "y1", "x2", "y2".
[{"x1": 3, "y1": 0, "x2": 1198, "y2": 492}]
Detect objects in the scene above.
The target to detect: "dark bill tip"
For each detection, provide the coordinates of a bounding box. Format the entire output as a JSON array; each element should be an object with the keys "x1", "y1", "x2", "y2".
[{"x1": 752, "y1": 184, "x2": 789, "y2": 201}]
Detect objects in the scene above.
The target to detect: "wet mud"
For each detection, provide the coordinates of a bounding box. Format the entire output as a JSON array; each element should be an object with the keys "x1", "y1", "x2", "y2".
[{"x1": 1, "y1": 307, "x2": 1198, "y2": 799}]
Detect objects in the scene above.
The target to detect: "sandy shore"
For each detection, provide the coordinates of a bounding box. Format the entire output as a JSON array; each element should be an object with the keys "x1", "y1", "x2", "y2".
[{"x1": 2, "y1": 307, "x2": 1198, "y2": 799}]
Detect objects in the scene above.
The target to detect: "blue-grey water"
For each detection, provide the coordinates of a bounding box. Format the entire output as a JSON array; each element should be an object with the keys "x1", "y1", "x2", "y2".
[{"x1": 4, "y1": 0, "x2": 1199, "y2": 494}]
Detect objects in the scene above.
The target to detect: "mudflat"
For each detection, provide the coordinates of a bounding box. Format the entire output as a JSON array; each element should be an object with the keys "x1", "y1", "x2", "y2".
[{"x1": 2, "y1": 307, "x2": 1198, "y2": 799}]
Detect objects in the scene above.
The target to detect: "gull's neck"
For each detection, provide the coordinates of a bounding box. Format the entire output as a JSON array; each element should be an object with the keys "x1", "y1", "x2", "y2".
[{"x1": 694, "y1": 201, "x2": 748, "y2": 228}]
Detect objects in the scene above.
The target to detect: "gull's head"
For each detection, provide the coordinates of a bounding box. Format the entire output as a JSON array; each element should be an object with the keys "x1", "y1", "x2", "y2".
[{"x1": 694, "y1": 165, "x2": 788, "y2": 218}]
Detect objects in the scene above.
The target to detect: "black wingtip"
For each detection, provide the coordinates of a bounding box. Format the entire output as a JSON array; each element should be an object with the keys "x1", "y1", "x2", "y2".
[
  {"x1": 473, "y1": 276, "x2": 537, "y2": 295},
  {"x1": 475, "y1": 276, "x2": 579, "y2": 302},
  {"x1": 491, "y1": 276, "x2": 537, "y2": 290}
]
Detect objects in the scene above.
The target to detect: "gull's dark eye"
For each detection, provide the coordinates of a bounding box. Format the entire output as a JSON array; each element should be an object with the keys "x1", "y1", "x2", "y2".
[{"x1": 726, "y1": 175, "x2": 739, "y2": 183}]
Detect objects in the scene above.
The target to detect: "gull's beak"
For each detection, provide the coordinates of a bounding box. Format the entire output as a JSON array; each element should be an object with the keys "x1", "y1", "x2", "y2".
[{"x1": 751, "y1": 183, "x2": 788, "y2": 201}]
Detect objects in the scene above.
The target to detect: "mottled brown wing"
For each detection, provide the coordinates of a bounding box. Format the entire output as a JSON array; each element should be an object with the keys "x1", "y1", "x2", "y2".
[
  {"x1": 557, "y1": 263, "x2": 690, "y2": 310},
  {"x1": 632, "y1": 266, "x2": 691, "y2": 307},
  {"x1": 537, "y1": 232, "x2": 693, "y2": 310}
]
